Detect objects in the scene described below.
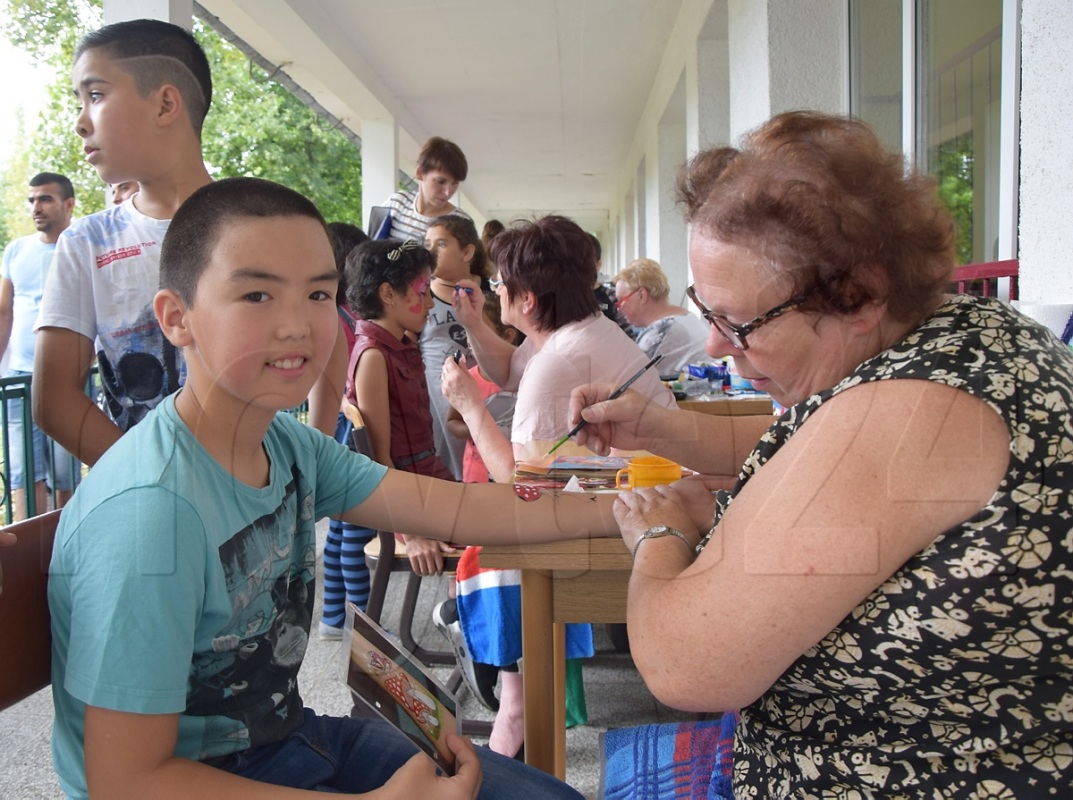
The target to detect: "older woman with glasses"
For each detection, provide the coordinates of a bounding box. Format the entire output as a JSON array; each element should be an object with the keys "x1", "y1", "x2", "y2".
[
  {"x1": 615, "y1": 257, "x2": 710, "y2": 375},
  {"x1": 572, "y1": 111, "x2": 1073, "y2": 797}
]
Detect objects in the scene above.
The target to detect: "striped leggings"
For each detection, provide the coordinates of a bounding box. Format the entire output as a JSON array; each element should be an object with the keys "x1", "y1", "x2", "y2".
[
  {"x1": 321, "y1": 411, "x2": 376, "y2": 627},
  {"x1": 321, "y1": 518, "x2": 376, "y2": 626}
]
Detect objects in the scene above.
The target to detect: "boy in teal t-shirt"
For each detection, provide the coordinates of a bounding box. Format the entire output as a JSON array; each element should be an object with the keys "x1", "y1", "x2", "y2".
[{"x1": 49, "y1": 177, "x2": 616, "y2": 798}]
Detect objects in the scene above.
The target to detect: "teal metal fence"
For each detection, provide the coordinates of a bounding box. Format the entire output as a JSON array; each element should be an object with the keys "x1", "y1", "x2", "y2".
[{"x1": 0, "y1": 371, "x2": 94, "y2": 524}]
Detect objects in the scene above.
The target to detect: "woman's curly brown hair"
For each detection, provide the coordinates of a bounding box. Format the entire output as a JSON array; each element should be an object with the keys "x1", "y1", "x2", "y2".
[{"x1": 676, "y1": 111, "x2": 956, "y2": 323}]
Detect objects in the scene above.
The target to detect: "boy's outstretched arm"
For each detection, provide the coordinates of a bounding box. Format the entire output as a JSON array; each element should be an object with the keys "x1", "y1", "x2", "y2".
[
  {"x1": 346, "y1": 471, "x2": 620, "y2": 546},
  {"x1": 32, "y1": 328, "x2": 121, "y2": 467},
  {"x1": 85, "y1": 706, "x2": 482, "y2": 798}
]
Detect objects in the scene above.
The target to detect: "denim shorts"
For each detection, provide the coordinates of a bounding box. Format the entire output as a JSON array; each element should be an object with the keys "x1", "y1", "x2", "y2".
[{"x1": 206, "y1": 709, "x2": 583, "y2": 798}]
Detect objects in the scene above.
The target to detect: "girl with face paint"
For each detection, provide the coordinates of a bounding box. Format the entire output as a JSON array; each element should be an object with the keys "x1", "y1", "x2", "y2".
[{"x1": 342, "y1": 239, "x2": 457, "y2": 576}]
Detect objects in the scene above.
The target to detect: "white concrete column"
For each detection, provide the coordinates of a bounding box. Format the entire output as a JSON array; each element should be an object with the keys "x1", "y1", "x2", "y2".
[
  {"x1": 726, "y1": 0, "x2": 845, "y2": 140},
  {"x1": 622, "y1": 186, "x2": 637, "y2": 265},
  {"x1": 727, "y1": 0, "x2": 771, "y2": 138},
  {"x1": 1018, "y1": 0, "x2": 1073, "y2": 300},
  {"x1": 766, "y1": 0, "x2": 846, "y2": 116},
  {"x1": 634, "y1": 160, "x2": 647, "y2": 259},
  {"x1": 104, "y1": 0, "x2": 192, "y2": 27},
  {"x1": 360, "y1": 119, "x2": 398, "y2": 232},
  {"x1": 690, "y1": 0, "x2": 730, "y2": 154},
  {"x1": 656, "y1": 77, "x2": 689, "y2": 302}
]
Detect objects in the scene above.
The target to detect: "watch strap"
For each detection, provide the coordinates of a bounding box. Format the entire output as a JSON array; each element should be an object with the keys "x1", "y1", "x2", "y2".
[{"x1": 632, "y1": 526, "x2": 696, "y2": 560}]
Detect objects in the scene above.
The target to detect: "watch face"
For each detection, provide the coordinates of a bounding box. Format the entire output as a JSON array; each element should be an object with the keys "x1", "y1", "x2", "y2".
[{"x1": 647, "y1": 525, "x2": 671, "y2": 536}]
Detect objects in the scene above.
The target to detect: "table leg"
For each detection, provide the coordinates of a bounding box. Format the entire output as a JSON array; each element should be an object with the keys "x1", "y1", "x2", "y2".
[
  {"x1": 552, "y1": 619, "x2": 566, "y2": 778},
  {"x1": 521, "y1": 568, "x2": 566, "y2": 778}
]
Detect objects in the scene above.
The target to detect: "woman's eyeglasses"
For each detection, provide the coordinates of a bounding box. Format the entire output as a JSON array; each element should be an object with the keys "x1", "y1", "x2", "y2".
[
  {"x1": 615, "y1": 289, "x2": 639, "y2": 309},
  {"x1": 686, "y1": 285, "x2": 812, "y2": 351},
  {"x1": 489, "y1": 278, "x2": 505, "y2": 291}
]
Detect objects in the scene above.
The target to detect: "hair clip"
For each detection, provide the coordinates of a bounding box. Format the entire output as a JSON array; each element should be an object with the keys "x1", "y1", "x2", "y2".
[{"x1": 387, "y1": 239, "x2": 420, "y2": 261}]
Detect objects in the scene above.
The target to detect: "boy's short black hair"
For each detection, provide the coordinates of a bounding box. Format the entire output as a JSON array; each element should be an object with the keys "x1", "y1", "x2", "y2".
[
  {"x1": 76, "y1": 19, "x2": 213, "y2": 138},
  {"x1": 345, "y1": 239, "x2": 434, "y2": 320},
  {"x1": 160, "y1": 177, "x2": 328, "y2": 306},
  {"x1": 30, "y1": 172, "x2": 75, "y2": 200}
]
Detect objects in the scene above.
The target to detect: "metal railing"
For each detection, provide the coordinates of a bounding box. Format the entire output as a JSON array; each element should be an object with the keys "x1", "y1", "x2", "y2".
[{"x1": 0, "y1": 372, "x2": 95, "y2": 524}]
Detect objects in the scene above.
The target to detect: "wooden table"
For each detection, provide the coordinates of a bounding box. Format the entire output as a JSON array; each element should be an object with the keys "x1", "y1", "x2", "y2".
[
  {"x1": 479, "y1": 537, "x2": 632, "y2": 779},
  {"x1": 491, "y1": 397, "x2": 773, "y2": 777}
]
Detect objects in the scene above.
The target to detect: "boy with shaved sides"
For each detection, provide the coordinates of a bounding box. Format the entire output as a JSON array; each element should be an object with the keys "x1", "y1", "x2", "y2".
[
  {"x1": 48, "y1": 178, "x2": 608, "y2": 797},
  {"x1": 34, "y1": 18, "x2": 213, "y2": 465}
]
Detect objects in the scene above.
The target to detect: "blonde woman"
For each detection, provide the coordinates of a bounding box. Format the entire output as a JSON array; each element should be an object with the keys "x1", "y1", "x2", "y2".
[{"x1": 615, "y1": 258, "x2": 709, "y2": 375}]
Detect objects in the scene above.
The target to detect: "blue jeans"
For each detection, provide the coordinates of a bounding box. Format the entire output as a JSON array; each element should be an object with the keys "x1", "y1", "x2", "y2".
[
  {"x1": 209, "y1": 709, "x2": 582, "y2": 798},
  {"x1": 4, "y1": 370, "x2": 80, "y2": 491}
]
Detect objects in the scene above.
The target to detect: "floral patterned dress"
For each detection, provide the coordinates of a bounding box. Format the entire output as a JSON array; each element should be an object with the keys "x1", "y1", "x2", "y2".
[{"x1": 724, "y1": 296, "x2": 1073, "y2": 798}]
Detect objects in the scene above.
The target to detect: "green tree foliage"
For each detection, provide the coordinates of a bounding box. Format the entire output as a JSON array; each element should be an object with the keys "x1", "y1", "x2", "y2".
[
  {"x1": 1, "y1": 0, "x2": 104, "y2": 233},
  {"x1": 931, "y1": 133, "x2": 975, "y2": 266},
  {"x1": 198, "y1": 24, "x2": 363, "y2": 223},
  {"x1": 0, "y1": 0, "x2": 363, "y2": 247}
]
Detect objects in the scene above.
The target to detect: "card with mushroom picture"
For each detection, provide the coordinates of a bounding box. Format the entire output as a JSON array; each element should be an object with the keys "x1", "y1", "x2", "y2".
[{"x1": 344, "y1": 602, "x2": 459, "y2": 775}]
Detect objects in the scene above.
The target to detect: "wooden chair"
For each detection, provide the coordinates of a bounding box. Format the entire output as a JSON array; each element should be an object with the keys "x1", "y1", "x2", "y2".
[
  {"x1": 949, "y1": 259, "x2": 1019, "y2": 301},
  {"x1": 363, "y1": 532, "x2": 462, "y2": 667},
  {"x1": 0, "y1": 509, "x2": 62, "y2": 712}
]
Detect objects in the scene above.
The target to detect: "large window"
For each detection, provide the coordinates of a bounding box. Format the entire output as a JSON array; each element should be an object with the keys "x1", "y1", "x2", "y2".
[{"x1": 851, "y1": 0, "x2": 1006, "y2": 266}]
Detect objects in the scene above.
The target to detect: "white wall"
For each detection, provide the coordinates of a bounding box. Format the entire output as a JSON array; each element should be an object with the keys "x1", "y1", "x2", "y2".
[
  {"x1": 1018, "y1": 0, "x2": 1073, "y2": 301},
  {"x1": 611, "y1": 0, "x2": 848, "y2": 288}
]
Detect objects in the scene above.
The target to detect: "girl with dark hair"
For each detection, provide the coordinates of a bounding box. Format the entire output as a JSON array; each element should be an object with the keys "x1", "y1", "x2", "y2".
[
  {"x1": 421, "y1": 216, "x2": 490, "y2": 480},
  {"x1": 342, "y1": 239, "x2": 455, "y2": 577}
]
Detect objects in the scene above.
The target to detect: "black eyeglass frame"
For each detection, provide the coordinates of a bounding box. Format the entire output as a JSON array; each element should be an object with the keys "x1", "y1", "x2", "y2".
[{"x1": 686, "y1": 284, "x2": 812, "y2": 351}]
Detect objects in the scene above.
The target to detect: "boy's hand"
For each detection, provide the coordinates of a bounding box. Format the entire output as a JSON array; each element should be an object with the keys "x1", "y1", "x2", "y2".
[
  {"x1": 402, "y1": 535, "x2": 454, "y2": 576},
  {"x1": 377, "y1": 734, "x2": 482, "y2": 799}
]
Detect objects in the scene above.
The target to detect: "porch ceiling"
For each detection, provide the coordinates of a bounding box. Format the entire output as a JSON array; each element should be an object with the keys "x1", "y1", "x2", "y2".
[{"x1": 195, "y1": 0, "x2": 685, "y2": 233}]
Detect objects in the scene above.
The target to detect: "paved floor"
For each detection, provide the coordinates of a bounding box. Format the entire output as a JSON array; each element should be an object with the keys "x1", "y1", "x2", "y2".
[{"x1": 0, "y1": 520, "x2": 685, "y2": 799}]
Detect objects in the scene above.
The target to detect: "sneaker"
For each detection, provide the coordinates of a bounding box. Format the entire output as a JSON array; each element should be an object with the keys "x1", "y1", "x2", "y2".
[
  {"x1": 432, "y1": 600, "x2": 499, "y2": 712},
  {"x1": 318, "y1": 621, "x2": 344, "y2": 640}
]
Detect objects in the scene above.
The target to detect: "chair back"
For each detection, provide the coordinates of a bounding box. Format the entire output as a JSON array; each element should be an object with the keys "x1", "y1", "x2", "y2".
[
  {"x1": 0, "y1": 509, "x2": 61, "y2": 712},
  {"x1": 949, "y1": 259, "x2": 1019, "y2": 300}
]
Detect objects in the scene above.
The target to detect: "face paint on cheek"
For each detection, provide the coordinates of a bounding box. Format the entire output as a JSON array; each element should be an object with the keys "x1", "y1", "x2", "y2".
[{"x1": 409, "y1": 277, "x2": 431, "y2": 315}]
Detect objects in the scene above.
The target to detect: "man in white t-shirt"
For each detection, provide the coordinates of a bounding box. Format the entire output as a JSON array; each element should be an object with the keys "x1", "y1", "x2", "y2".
[{"x1": 0, "y1": 172, "x2": 79, "y2": 519}]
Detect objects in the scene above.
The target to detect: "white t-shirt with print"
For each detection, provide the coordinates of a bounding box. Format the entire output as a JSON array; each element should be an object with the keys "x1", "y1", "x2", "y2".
[{"x1": 35, "y1": 199, "x2": 185, "y2": 431}]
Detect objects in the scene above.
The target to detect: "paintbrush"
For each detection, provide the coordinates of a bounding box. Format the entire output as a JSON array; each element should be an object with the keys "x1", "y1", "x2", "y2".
[{"x1": 546, "y1": 354, "x2": 663, "y2": 455}]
